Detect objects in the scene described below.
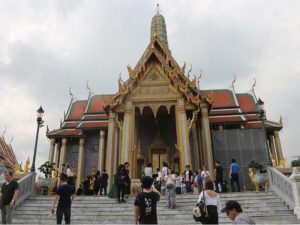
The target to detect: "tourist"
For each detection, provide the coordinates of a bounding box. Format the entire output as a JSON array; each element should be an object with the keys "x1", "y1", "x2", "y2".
[
  {"x1": 116, "y1": 164, "x2": 126, "y2": 203},
  {"x1": 180, "y1": 172, "x2": 186, "y2": 194},
  {"x1": 184, "y1": 165, "x2": 193, "y2": 193},
  {"x1": 161, "y1": 162, "x2": 169, "y2": 194},
  {"x1": 229, "y1": 159, "x2": 241, "y2": 192},
  {"x1": 51, "y1": 174, "x2": 76, "y2": 224},
  {"x1": 193, "y1": 171, "x2": 199, "y2": 194},
  {"x1": 221, "y1": 200, "x2": 255, "y2": 224},
  {"x1": 134, "y1": 176, "x2": 160, "y2": 224},
  {"x1": 154, "y1": 168, "x2": 161, "y2": 192},
  {"x1": 197, "y1": 179, "x2": 222, "y2": 224},
  {"x1": 214, "y1": 160, "x2": 224, "y2": 192},
  {"x1": 82, "y1": 176, "x2": 90, "y2": 195},
  {"x1": 61, "y1": 163, "x2": 67, "y2": 176},
  {"x1": 144, "y1": 162, "x2": 153, "y2": 177},
  {"x1": 201, "y1": 165, "x2": 210, "y2": 187},
  {"x1": 66, "y1": 164, "x2": 74, "y2": 186},
  {"x1": 76, "y1": 185, "x2": 83, "y2": 196},
  {"x1": 100, "y1": 169, "x2": 109, "y2": 195},
  {"x1": 0, "y1": 170, "x2": 19, "y2": 224},
  {"x1": 89, "y1": 175, "x2": 96, "y2": 195},
  {"x1": 175, "y1": 172, "x2": 182, "y2": 194},
  {"x1": 197, "y1": 168, "x2": 203, "y2": 193},
  {"x1": 124, "y1": 162, "x2": 131, "y2": 198},
  {"x1": 94, "y1": 170, "x2": 101, "y2": 196},
  {"x1": 164, "y1": 168, "x2": 176, "y2": 209}
]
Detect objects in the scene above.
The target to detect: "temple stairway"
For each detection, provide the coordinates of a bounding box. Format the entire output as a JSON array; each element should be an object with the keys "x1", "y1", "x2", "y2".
[{"x1": 13, "y1": 191, "x2": 300, "y2": 224}]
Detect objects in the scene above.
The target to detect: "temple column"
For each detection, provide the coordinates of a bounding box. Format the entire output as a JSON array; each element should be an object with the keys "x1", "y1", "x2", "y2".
[
  {"x1": 192, "y1": 126, "x2": 200, "y2": 169},
  {"x1": 268, "y1": 134, "x2": 278, "y2": 166},
  {"x1": 200, "y1": 103, "x2": 214, "y2": 175},
  {"x1": 274, "y1": 131, "x2": 285, "y2": 167},
  {"x1": 58, "y1": 138, "x2": 68, "y2": 173},
  {"x1": 76, "y1": 138, "x2": 85, "y2": 188},
  {"x1": 48, "y1": 138, "x2": 55, "y2": 163},
  {"x1": 121, "y1": 101, "x2": 135, "y2": 178},
  {"x1": 98, "y1": 130, "x2": 106, "y2": 171},
  {"x1": 106, "y1": 112, "x2": 116, "y2": 187},
  {"x1": 54, "y1": 142, "x2": 61, "y2": 169},
  {"x1": 113, "y1": 125, "x2": 119, "y2": 176},
  {"x1": 176, "y1": 98, "x2": 191, "y2": 171}
]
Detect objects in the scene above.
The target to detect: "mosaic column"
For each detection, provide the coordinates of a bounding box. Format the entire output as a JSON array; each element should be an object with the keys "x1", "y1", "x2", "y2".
[
  {"x1": 176, "y1": 98, "x2": 191, "y2": 171},
  {"x1": 274, "y1": 131, "x2": 285, "y2": 167},
  {"x1": 48, "y1": 138, "x2": 55, "y2": 163},
  {"x1": 106, "y1": 112, "x2": 116, "y2": 187},
  {"x1": 54, "y1": 142, "x2": 61, "y2": 169},
  {"x1": 121, "y1": 101, "x2": 134, "y2": 164},
  {"x1": 58, "y1": 138, "x2": 68, "y2": 173},
  {"x1": 200, "y1": 103, "x2": 214, "y2": 175},
  {"x1": 98, "y1": 130, "x2": 105, "y2": 171},
  {"x1": 268, "y1": 134, "x2": 278, "y2": 166},
  {"x1": 76, "y1": 137, "x2": 85, "y2": 188}
]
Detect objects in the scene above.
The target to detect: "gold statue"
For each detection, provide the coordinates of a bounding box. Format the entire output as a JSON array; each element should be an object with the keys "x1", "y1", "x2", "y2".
[{"x1": 24, "y1": 157, "x2": 30, "y2": 173}]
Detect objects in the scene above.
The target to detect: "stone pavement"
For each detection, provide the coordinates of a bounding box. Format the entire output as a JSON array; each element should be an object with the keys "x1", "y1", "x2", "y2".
[{"x1": 12, "y1": 191, "x2": 300, "y2": 224}]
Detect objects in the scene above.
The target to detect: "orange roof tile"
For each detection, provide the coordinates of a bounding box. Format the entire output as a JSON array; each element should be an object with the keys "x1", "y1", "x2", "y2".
[
  {"x1": 66, "y1": 100, "x2": 88, "y2": 120},
  {"x1": 237, "y1": 94, "x2": 257, "y2": 112}
]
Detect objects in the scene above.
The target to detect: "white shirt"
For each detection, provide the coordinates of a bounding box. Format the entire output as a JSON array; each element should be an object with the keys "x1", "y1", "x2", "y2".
[
  {"x1": 66, "y1": 168, "x2": 73, "y2": 177},
  {"x1": 144, "y1": 167, "x2": 153, "y2": 177},
  {"x1": 175, "y1": 176, "x2": 181, "y2": 187},
  {"x1": 197, "y1": 191, "x2": 222, "y2": 213},
  {"x1": 162, "y1": 167, "x2": 168, "y2": 176},
  {"x1": 165, "y1": 174, "x2": 175, "y2": 185},
  {"x1": 156, "y1": 171, "x2": 162, "y2": 181},
  {"x1": 201, "y1": 170, "x2": 210, "y2": 180}
]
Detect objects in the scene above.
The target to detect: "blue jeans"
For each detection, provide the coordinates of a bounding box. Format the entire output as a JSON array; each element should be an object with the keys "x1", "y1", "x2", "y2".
[{"x1": 185, "y1": 181, "x2": 191, "y2": 193}]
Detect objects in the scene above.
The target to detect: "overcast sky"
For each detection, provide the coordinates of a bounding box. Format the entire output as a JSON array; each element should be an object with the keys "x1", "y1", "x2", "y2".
[{"x1": 0, "y1": 0, "x2": 299, "y2": 171}]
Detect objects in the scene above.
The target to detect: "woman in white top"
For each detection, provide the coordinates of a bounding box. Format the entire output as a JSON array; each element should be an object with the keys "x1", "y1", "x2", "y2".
[
  {"x1": 144, "y1": 162, "x2": 153, "y2": 177},
  {"x1": 197, "y1": 179, "x2": 221, "y2": 224},
  {"x1": 66, "y1": 164, "x2": 74, "y2": 185},
  {"x1": 164, "y1": 168, "x2": 176, "y2": 209},
  {"x1": 201, "y1": 165, "x2": 210, "y2": 187}
]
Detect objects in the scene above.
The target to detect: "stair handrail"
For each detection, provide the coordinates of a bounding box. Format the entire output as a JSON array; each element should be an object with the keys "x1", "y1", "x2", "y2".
[
  {"x1": 267, "y1": 166, "x2": 300, "y2": 219},
  {"x1": 15, "y1": 172, "x2": 36, "y2": 207}
]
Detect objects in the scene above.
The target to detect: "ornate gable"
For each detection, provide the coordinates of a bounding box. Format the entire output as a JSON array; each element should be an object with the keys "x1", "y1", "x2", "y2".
[{"x1": 106, "y1": 37, "x2": 212, "y2": 112}]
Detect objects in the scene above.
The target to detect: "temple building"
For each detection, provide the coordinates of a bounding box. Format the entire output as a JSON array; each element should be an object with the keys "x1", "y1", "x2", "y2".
[
  {"x1": 46, "y1": 8, "x2": 285, "y2": 189},
  {"x1": 0, "y1": 134, "x2": 21, "y2": 172}
]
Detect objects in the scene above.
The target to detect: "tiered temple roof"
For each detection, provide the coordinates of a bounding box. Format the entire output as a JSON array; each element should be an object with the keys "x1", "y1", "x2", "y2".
[
  {"x1": 0, "y1": 135, "x2": 20, "y2": 171},
  {"x1": 47, "y1": 87, "x2": 282, "y2": 139}
]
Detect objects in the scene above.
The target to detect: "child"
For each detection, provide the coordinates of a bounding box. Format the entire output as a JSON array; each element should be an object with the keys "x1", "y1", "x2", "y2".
[
  {"x1": 181, "y1": 172, "x2": 186, "y2": 194},
  {"x1": 193, "y1": 171, "x2": 199, "y2": 194},
  {"x1": 134, "y1": 176, "x2": 160, "y2": 224},
  {"x1": 175, "y1": 172, "x2": 182, "y2": 194}
]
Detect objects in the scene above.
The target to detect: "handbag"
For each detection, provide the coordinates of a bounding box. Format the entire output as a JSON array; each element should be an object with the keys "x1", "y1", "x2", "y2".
[{"x1": 193, "y1": 189, "x2": 209, "y2": 223}]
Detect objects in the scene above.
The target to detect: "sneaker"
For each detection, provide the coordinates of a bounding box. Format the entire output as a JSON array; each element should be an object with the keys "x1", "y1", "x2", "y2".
[{"x1": 172, "y1": 204, "x2": 176, "y2": 209}]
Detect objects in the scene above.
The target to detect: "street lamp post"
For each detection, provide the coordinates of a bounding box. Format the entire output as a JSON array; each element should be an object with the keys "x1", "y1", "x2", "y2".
[
  {"x1": 30, "y1": 106, "x2": 44, "y2": 173},
  {"x1": 257, "y1": 98, "x2": 272, "y2": 166}
]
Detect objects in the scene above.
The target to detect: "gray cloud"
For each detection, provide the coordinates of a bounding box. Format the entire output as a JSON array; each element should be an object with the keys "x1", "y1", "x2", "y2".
[{"x1": 0, "y1": 0, "x2": 299, "y2": 169}]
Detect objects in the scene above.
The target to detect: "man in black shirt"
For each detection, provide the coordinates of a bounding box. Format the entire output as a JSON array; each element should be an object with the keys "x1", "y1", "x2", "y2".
[
  {"x1": 214, "y1": 160, "x2": 224, "y2": 192},
  {"x1": 51, "y1": 174, "x2": 75, "y2": 224},
  {"x1": 100, "y1": 169, "x2": 109, "y2": 195},
  {"x1": 134, "y1": 176, "x2": 160, "y2": 224},
  {"x1": 0, "y1": 170, "x2": 19, "y2": 224}
]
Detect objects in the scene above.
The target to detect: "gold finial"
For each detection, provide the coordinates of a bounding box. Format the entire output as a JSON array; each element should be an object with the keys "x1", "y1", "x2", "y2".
[
  {"x1": 9, "y1": 135, "x2": 13, "y2": 145},
  {"x1": 252, "y1": 78, "x2": 256, "y2": 91},
  {"x1": 86, "y1": 80, "x2": 92, "y2": 95},
  {"x1": 187, "y1": 63, "x2": 192, "y2": 79},
  {"x1": 2, "y1": 126, "x2": 6, "y2": 137},
  {"x1": 232, "y1": 74, "x2": 236, "y2": 88},
  {"x1": 24, "y1": 156, "x2": 30, "y2": 173},
  {"x1": 69, "y1": 87, "x2": 73, "y2": 99}
]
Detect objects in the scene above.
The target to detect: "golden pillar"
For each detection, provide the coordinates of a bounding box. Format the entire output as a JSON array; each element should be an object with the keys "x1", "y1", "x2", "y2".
[
  {"x1": 121, "y1": 101, "x2": 135, "y2": 178},
  {"x1": 274, "y1": 131, "x2": 285, "y2": 167},
  {"x1": 54, "y1": 142, "x2": 61, "y2": 169},
  {"x1": 58, "y1": 138, "x2": 67, "y2": 173},
  {"x1": 98, "y1": 130, "x2": 106, "y2": 171},
  {"x1": 113, "y1": 124, "x2": 119, "y2": 176},
  {"x1": 106, "y1": 112, "x2": 116, "y2": 187},
  {"x1": 200, "y1": 103, "x2": 214, "y2": 175},
  {"x1": 76, "y1": 137, "x2": 85, "y2": 188},
  {"x1": 48, "y1": 138, "x2": 55, "y2": 163},
  {"x1": 192, "y1": 126, "x2": 200, "y2": 169},
  {"x1": 176, "y1": 98, "x2": 191, "y2": 171},
  {"x1": 268, "y1": 134, "x2": 278, "y2": 166}
]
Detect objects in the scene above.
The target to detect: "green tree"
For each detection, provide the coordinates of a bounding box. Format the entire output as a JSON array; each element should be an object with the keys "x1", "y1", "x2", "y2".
[
  {"x1": 38, "y1": 161, "x2": 55, "y2": 178},
  {"x1": 291, "y1": 159, "x2": 300, "y2": 167}
]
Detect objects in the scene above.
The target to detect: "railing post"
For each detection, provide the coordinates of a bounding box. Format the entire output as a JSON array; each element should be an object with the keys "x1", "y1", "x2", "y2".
[{"x1": 290, "y1": 167, "x2": 300, "y2": 219}]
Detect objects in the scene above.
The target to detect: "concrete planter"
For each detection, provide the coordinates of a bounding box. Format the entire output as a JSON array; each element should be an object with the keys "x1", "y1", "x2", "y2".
[{"x1": 40, "y1": 178, "x2": 53, "y2": 195}]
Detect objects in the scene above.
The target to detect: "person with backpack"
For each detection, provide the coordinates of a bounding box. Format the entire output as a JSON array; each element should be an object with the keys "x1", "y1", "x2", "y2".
[{"x1": 197, "y1": 179, "x2": 222, "y2": 224}]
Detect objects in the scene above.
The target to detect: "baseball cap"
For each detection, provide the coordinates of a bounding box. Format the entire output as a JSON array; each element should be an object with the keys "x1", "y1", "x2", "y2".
[
  {"x1": 141, "y1": 176, "x2": 153, "y2": 189},
  {"x1": 221, "y1": 200, "x2": 242, "y2": 213}
]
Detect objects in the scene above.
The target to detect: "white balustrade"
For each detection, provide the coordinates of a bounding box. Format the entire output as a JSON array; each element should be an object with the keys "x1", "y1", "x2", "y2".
[
  {"x1": 267, "y1": 167, "x2": 300, "y2": 219},
  {"x1": 15, "y1": 172, "x2": 36, "y2": 207}
]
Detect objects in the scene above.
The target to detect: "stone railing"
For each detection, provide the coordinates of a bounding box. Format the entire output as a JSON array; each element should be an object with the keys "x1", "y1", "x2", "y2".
[
  {"x1": 15, "y1": 172, "x2": 36, "y2": 207},
  {"x1": 267, "y1": 167, "x2": 300, "y2": 219}
]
